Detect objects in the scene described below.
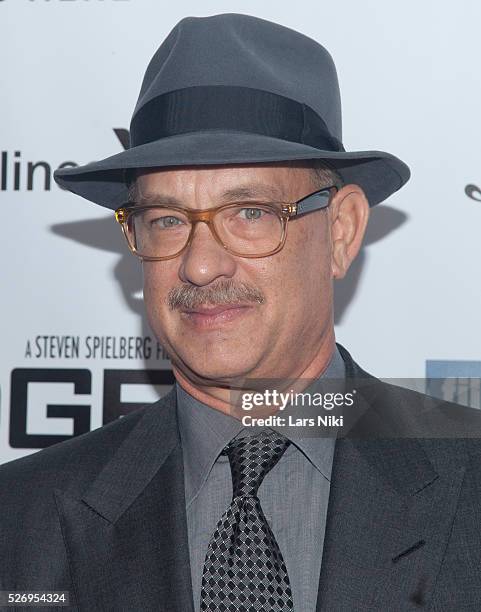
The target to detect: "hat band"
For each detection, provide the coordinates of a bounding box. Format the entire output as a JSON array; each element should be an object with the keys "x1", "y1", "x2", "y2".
[{"x1": 130, "y1": 85, "x2": 344, "y2": 152}]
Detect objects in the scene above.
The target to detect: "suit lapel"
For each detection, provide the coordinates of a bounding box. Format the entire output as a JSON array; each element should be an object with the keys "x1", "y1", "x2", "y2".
[
  {"x1": 315, "y1": 346, "x2": 466, "y2": 611},
  {"x1": 316, "y1": 436, "x2": 465, "y2": 611},
  {"x1": 54, "y1": 389, "x2": 195, "y2": 612}
]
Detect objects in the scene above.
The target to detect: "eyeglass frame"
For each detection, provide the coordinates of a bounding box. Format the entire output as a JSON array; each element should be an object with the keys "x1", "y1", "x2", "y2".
[{"x1": 115, "y1": 184, "x2": 338, "y2": 261}]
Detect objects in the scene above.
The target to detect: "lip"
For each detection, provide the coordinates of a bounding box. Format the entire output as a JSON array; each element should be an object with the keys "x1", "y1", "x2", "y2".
[{"x1": 180, "y1": 304, "x2": 254, "y2": 329}]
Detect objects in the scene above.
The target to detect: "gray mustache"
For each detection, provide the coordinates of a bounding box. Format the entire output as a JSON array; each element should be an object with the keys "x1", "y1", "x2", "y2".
[{"x1": 168, "y1": 280, "x2": 265, "y2": 310}]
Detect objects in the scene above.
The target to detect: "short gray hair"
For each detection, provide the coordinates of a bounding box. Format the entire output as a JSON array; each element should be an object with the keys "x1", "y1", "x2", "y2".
[{"x1": 282, "y1": 159, "x2": 343, "y2": 191}]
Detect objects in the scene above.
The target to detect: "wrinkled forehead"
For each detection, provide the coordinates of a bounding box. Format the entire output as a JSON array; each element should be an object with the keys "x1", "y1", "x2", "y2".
[{"x1": 127, "y1": 162, "x2": 323, "y2": 203}]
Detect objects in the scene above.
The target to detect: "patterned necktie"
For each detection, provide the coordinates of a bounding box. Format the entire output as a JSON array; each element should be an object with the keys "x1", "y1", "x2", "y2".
[{"x1": 200, "y1": 430, "x2": 294, "y2": 612}]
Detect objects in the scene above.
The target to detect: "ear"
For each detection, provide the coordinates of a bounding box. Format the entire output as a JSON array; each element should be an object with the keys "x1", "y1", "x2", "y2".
[{"x1": 329, "y1": 184, "x2": 370, "y2": 279}]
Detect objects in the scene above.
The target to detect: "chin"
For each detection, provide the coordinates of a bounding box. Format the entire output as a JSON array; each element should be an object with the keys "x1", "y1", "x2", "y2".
[
  {"x1": 182, "y1": 353, "x2": 259, "y2": 386},
  {"x1": 167, "y1": 328, "x2": 263, "y2": 376}
]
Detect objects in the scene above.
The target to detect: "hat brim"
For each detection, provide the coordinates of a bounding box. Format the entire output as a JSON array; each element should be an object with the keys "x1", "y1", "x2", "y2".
[{"x1": 53, "y1": 131, "x2": 410, "y2": 209}]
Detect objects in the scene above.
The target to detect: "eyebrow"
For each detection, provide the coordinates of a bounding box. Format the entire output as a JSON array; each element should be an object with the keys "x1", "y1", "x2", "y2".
[{"x1": 134, "y1": 183, "x2": 286, "y2": 207}]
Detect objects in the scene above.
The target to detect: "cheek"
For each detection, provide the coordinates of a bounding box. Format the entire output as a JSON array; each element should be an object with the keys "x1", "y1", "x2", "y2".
[
  {"x1": 285, "y1": 217, "x2": 331, "y2": 286},
  {"x1": 141, "y1": 262, "x2": 177, "y2": 316}
]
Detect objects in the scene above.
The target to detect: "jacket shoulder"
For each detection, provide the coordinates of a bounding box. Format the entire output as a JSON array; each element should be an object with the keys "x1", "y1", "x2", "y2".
[
  {"x1": 0, "y1": 402, "x2": 151, "y2": 494},
  {"x1": 338, "y1": 343, "x2": 481, "y2": 451},
  {"x1": 0, "y1": 394, "x2": 177, "y2": 589}
]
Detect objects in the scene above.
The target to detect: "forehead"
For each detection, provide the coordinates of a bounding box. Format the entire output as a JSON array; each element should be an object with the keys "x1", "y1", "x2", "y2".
[{"x1": 133, "y1": 163, "x2": 316, "y2": 202}]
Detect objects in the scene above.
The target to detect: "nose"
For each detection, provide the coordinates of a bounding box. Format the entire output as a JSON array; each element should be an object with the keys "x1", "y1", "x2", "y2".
[{"x1": 178, "y1": 221, "x2": 237, "y2": 286}]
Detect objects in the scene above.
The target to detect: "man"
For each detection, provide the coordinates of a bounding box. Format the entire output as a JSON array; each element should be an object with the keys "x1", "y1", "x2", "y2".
[{"x1": 1, "y1": 13, "x2": 481, "y2": 612}]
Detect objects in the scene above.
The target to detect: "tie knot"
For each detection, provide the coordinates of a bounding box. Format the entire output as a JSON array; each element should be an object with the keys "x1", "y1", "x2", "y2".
[{"x1": 222, "y1": 430, "x2": 290, "y2": 499}]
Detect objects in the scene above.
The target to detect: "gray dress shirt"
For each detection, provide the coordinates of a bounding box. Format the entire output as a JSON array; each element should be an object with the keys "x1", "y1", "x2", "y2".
[{"x1": 176, "y1": 347, "x2": 345, "y2": 612}]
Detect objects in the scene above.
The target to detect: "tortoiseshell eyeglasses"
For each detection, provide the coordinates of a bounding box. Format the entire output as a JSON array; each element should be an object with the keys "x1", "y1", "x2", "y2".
[{"x1": 115, "y1": 185, "x2": 337, "y2": 261}]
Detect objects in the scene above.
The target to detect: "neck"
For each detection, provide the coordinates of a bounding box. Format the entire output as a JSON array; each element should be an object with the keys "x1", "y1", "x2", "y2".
[{"x1": 173, "y1": 335, "x2": 336, "y2": 416}]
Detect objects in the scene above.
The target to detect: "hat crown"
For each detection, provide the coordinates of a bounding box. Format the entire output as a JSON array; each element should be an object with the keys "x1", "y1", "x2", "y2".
[
  {"x1": 134, "y1": 13, "x2": 342, "y2": 141},
  {"x1": 53, "y1": 12, "x2": 410, "y2": 210}
]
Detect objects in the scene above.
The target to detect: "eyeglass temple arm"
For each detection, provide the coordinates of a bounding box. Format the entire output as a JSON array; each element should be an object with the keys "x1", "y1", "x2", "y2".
[{"x1": 293, "y1": 188, "x2": 333, "y2": 216}]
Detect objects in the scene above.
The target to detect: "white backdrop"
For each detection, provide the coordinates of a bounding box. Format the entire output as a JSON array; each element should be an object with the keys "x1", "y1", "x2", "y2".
[{"x1": 1, "y1": 0, "x2": 480, "y2": 464}]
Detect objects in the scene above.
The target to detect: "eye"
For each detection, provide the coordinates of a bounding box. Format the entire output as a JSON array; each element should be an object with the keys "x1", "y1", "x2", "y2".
[
  {"x1": 238, "y1": 207, "x2": 267, "y2": 221},
  {"x1": 150, "y1": 215, "x2": 185, "y2": 229}
]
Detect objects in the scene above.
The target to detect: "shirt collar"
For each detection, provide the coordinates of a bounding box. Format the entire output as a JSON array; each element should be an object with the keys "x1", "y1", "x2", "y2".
[{"x1": 176, "y1": 345, "x2": 345, "y2": 507}]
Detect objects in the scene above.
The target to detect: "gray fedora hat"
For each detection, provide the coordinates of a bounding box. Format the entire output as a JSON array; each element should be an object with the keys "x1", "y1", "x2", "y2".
[{"x1": 54, "y1": 13, "x2": 410, "y2": 209}]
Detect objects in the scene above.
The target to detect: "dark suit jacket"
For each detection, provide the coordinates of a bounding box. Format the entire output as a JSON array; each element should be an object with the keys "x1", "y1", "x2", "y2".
[{"x1": 1, "y1": 345, "x2": 481, "y2": 611}]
